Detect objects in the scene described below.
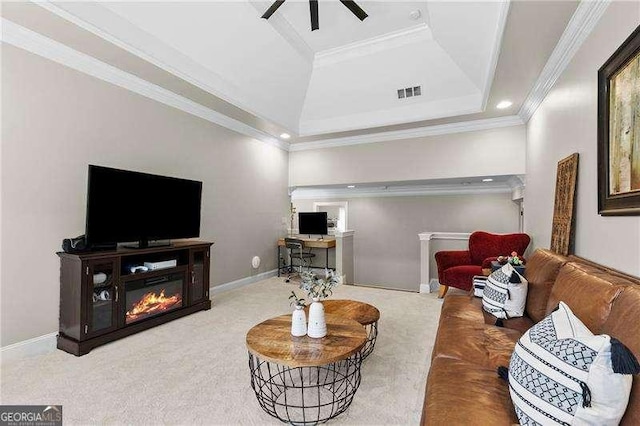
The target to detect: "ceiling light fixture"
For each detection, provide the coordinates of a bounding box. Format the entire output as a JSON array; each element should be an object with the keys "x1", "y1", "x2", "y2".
[
  {"x1": 280, "y1": 133, "x2": 291, "y2": 139},
  {"x1": 496, "y1": 100, "x2": 512, "y2": 109},
  {"x1": 347, "y1": 185, "x2": 356, "y2": 189},
  {"x1": 482, "y1": 178, "x2": 494, "y2": 182}
]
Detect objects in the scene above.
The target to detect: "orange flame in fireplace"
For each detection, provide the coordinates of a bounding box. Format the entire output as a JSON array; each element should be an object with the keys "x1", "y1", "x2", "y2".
[{"x1": 126, "y1": 289, "x2": 182, "y2": 323}]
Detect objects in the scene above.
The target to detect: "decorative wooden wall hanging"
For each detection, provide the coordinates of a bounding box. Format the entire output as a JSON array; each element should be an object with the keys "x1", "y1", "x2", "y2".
[{"x1": 551, "y1": 153, "x2": 579, "y2": 256}]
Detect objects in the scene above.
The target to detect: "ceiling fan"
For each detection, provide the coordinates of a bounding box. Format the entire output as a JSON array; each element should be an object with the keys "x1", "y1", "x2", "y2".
[{"x1": 261, "y1": 0, "x2": 368, "y2": 31}]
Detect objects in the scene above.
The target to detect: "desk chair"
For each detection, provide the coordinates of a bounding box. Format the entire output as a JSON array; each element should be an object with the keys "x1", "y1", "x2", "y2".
[{"x1": 284, "y1": 238, "x2": 316, "y2": 282}]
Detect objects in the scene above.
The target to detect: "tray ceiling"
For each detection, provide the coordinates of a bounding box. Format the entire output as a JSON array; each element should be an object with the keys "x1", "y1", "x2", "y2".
[
  {"x1": 41, "y1": 1, "x2": 506, "y2": 136},
  {"x1": 5, "y1": 1, "x2": 579, "y2": 143}
]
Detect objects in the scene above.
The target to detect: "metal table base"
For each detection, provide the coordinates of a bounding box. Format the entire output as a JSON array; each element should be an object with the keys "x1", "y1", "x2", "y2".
[{"x1": 248, "y1": 352, "x2": 363, "y2": 425}]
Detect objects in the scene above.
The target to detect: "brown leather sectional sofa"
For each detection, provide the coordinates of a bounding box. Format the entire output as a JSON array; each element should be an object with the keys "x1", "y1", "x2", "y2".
[{"x1": 421, "y1": 248, "x2": 640, "y2": 425}]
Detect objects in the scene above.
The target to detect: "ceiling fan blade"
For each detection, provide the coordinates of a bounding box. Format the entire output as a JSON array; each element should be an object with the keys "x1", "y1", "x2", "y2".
[
  {"x1": 309, "y1": 0, "x2": 319, "y2": 31},
  {"x1": 339, "y1": 0, "x2": 368, "y2": 21},
  {"x1": 261, "y1": 0, "x2": 286, "y2": 19}
]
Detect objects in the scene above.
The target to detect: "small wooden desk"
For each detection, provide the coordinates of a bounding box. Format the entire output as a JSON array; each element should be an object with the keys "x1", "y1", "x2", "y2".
[
  {"x1": 277, "y1": 237, "x2": 336, "y2": 249},
  {"x1": 277, "y1": 237, "x2": 336, "y2": 276}
]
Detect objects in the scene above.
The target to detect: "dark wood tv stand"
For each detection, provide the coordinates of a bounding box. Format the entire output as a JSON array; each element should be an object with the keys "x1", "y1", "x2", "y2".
[{"x1": 57, "y1": 240, "x2": 213, "y2": 356}]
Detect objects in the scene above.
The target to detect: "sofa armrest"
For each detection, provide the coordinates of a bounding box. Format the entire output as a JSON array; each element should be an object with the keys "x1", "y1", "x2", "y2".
[{"x1": 434, "y1": 250, "x2": 473, "y2": 280}]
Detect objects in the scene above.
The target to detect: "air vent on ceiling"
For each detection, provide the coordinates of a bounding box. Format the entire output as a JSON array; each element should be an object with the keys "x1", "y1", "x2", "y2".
[{"x1": 398, "y1": 86, "x2": 422, "y2": 99}]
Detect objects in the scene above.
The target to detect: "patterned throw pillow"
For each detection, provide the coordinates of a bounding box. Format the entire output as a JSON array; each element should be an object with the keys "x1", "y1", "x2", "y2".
[
  {"x1": 505, "y1": 302, "x2": 639, "y2": 425},
  {"x1": 482, "y1": 263, "x2": 528, "y2": 319},
  {"x1": 473, "y1": 275, "x2": 487, "y2": 298}
]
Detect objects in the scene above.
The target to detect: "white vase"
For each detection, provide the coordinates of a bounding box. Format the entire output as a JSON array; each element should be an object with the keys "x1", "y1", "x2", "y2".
[
  {"x1": 307, "y1": 298, "x2": 327, "y2": 338},
  {"x1": 291, "y1": 306, "x2": 307, "y2": 337}
]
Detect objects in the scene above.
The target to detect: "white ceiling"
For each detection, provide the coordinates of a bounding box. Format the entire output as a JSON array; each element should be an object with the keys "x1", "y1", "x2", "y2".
[
  {"x1": 46, "y1": 1, "x2": 509, "y2": 137},
  {"x1": 268, "y1": 1, "x2": 431, "y2": 52},
  {"x1": 8, "y1": 0, "x2": 578, "y2": 145},
  {"x1": 97, "y1": 1, "x2": 313, "y2": 131}
]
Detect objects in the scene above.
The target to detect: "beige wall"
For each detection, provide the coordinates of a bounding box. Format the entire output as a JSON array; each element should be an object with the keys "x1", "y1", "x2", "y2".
[
  {"x1": 525, "y1": 2, "x2": 640, "y2": 276},
  {"x1": 289, "y1": 125, "x2": 526, "y2": 187},
  {"x1": 294, "y1": 193, "x2": 520, "y2": 291},
  {"x1": 1, "y1": 45, "x2": 290, "y2": 346}
]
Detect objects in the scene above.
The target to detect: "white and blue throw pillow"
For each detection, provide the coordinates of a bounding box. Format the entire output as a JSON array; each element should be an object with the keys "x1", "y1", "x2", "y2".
[
  {"x1": 473, "y1": 275, "x2": 487, "y2": 298},
  {"x1": 503, "y1": 301, "x2": 639, "y2": 425},
  {"x1": 482, "y1": 263, "x2": 528, "y2": 319}
]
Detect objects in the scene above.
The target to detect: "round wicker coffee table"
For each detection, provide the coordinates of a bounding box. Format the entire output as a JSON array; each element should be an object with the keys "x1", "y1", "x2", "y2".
[
  {"x1": 246, "y1": 314, "x2": 367, "y2": 425},
  {"x1": 309, "y1": 299, "x2": 380, "y2": 360}
]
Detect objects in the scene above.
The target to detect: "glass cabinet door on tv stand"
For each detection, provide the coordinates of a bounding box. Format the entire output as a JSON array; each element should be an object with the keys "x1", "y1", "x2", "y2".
[
  {"x1": 189, "y1": 248, "x2": 210, "y2": 305},
  {"x1": 85, "y1": 258, "x2": 119, "y2": 338}
]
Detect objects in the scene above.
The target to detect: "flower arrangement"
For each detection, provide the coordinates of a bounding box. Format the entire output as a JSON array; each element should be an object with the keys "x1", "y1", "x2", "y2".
[
  {"x1": 300, "y1": 269, "x2": 341, "y2": 300},
  {"x1": 288, "y1": 291, "x2": 306, "y2": 308},
  {"x1": 508, "y1": 251, "x2": 523, "y2": 266},
  {"x1": 497, "y1": 252, "x2": 524, "y2": 266}
]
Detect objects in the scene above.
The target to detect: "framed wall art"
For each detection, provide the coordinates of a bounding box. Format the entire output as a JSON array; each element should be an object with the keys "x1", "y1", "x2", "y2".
[{"x1": 598, "y1": 25, "x2": 640, "y2": 215}]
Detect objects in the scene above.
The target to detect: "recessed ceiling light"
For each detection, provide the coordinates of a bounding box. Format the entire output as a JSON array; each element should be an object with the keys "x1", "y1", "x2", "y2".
[
  {"x1": 347, "y1": 185, "x2": 356, "y2": 189},
  {"x1": 482, "y1": 178, "x2": 494, "y2": 182},
  {"x1": 280, "y1": 133, "x2": 291, "y2": 139},
  {"x1": 496, "y1": 100, "x2": 512, "y2": 109}
]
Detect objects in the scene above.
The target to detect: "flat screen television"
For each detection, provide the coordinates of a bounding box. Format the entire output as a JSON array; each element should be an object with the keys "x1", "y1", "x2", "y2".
[
  {"x1": 298, "y1": 212, "x2": 328, "y2": 236},
  {"x1": 86, "y1": 165, "x2": 202, "y2": 248}
]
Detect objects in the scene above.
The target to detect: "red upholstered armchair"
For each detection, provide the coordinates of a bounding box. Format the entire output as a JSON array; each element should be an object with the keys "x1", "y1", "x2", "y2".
[{"x1": 435, "y1": 231, "x2": 531, "y2": 298}]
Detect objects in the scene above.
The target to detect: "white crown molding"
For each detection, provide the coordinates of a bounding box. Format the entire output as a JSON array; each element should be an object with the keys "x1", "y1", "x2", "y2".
[
  {"x1": 290, "y1": 115, "x2": 523, "y2": 152},
  {"x1": 518, "y1": 0, "x2": 611, "y2": 122},
  {"x1": 36, "y1": 1, "x2": 298, "y2": 133},
  {"x1": 314, "y1": 23, "x2": 433, "y2": 68},
  {"x1": 249, "y1": 1, "x2": 315, "y2": 62},
  {"x1": 1, "y1": 18, "x2": 290, "y2": 152},
  {"x1": 480, "y1": 0, "x2": 510, "y2": 110},
  {"x1": 291, "y1": 182, "x2": 511, "y2": 200},
  {"x1": 507, "y1": 175, "x2": 526, "y2": 189}
]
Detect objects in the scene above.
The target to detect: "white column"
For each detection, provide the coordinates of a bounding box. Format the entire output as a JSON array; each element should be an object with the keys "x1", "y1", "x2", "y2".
[
  {"x1": 335, "y1": 230, "x2": 355, "y2": 285},
  {"x1": 418, "y1": 232, "x2": 472, "y2": 293},
  {"x1": 419, "y1": 233, "x2": 434, "y2": 293}
]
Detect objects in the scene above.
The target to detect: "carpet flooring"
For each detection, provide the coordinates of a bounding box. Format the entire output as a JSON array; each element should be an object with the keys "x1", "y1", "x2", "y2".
[{"x1": 0, "y1": 277, "x2": 442, "y2": 425}]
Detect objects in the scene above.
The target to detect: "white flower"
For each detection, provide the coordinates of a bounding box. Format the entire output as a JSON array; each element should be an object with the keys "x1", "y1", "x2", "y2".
[{"x1": 300, "y1": 269, "x2": 341, "y2": 300}]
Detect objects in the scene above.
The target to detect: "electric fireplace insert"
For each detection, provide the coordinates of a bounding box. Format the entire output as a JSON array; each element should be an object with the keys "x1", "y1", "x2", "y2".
[{"x1": 125, "y1": 272, "x2": 184, "y2": 325}]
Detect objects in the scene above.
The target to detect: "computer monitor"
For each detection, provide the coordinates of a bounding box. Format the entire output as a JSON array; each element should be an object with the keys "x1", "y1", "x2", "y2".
[{"x1": 298, "y1": 212, "x2": 328, "y2": 236}]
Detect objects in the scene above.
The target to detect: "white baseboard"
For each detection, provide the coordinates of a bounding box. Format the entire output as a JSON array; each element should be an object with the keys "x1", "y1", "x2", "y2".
[
  {"x1": 1, "y1": 270, "x2": 279, "y2": 364},
  {"x1": 210, "y1": 269, "x2": 278, "y2": 295},
  {"x1": 419, "y1": 280, "x2": 441, "y2": 293},
  {"x1": 1, "y1": 332, "x2": 58, "y2": 365}
]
